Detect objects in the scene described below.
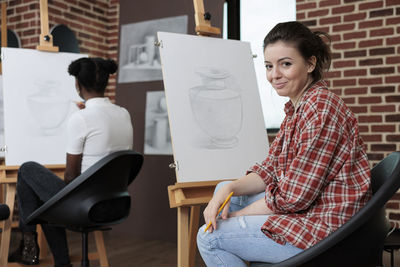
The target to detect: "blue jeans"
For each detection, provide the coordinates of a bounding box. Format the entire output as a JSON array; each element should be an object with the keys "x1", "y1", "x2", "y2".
[{"x1": 197, "y1": 181, "x2": 303, "y2": 266}]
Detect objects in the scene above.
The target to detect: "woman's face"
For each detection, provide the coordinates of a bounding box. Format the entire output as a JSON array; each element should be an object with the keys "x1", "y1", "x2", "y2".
[{"x1": 264, "y1": 41, "x2": 315, "y2": 103}]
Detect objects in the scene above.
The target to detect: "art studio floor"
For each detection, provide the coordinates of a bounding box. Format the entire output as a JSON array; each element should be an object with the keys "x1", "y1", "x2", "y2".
[{"x1": 9, "y1": 230, "x2": 399, "y2": 266}]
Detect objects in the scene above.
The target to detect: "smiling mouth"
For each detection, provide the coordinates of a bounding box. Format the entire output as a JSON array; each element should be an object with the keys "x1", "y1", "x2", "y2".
[{"x1": 274, "y1": 82, "x2": 287, "y2": 89}]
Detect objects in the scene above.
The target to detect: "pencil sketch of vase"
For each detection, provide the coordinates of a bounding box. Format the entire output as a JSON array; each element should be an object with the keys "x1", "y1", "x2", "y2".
[
  {"x1": 27, "y1": 80, "x2": 71, "y2": 135},
  {"x1": 144, "y1": 91, "x2": 172, "y2": 155},
  {"x1": 189, "y1": 67, "x2": 243, "y2": 149}
]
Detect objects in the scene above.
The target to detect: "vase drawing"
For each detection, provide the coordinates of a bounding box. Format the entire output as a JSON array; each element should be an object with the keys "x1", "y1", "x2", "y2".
[
  {"x1": 27, "y1": 80, "x2": 71, "y2": 135},
  {"x1": 189, "y1": 67, "x2": 242, "y2": 149}
]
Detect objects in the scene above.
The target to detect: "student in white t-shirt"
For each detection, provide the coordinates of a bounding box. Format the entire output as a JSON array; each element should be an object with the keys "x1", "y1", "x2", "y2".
[{"x1": 9, "y1": 58, "x2": 133, "y2": 267}]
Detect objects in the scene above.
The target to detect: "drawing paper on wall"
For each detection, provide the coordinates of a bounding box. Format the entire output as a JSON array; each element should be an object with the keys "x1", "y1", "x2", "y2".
[
  {"x1": 2, "y1": 47, "x2": 85, "y2": 166},
  {"x1": 144, "y1": 91, "x2": 172, "y2": 155},
  {"x1": 118, "y1": 15, "x2": 188, "y2": 83},
  {"x1": 158, "y1": 32, "x2": 269, "y2": 183}
]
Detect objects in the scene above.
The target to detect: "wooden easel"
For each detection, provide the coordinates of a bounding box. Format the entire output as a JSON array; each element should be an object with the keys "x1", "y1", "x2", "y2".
[
  {"x1": 0, "y1": 1, "x2": 108, "y2": 266},
  {"x1": 167, "y1": 1, "x2": 222, "y2": 267}
]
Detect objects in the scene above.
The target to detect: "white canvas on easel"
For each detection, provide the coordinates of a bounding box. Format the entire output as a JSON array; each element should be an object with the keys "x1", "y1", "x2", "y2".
[
  {"x1": 1, "y1": 47, "x2": 86, "y2": 166},
  {"x1": 158, "y1": 32, "x2": 269, "y2": 183}
]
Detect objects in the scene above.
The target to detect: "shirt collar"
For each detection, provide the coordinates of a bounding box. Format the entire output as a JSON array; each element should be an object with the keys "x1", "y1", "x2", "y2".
[
  {"x1": 84, "y1": 97, "x2": 111, "y2": 108},
  {"x1": 284, "y1": 80, "x2": 328, "y2": 115}
]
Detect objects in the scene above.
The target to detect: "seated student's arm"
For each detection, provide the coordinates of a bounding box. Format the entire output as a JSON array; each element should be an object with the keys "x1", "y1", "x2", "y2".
[
  {"x1": 204, "y1": 172, "x2": 269, "y2": 232},
  {"x1": 64, "y1": 153, "x2": 82, "y2": 184}
]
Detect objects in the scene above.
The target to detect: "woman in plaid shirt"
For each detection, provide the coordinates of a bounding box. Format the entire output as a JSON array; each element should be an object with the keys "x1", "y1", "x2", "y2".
[{"x1": 197, "y1": 21, "x2": 371, "y2": 266}]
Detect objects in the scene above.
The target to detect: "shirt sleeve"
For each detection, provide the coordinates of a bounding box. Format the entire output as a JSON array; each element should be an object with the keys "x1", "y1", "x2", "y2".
[
  {"x1": 66, "y1": 112, "x2": 87, "y2": 155},
  {"x1": 265, "y1": 100, "x2": 349, "y2": 214}
]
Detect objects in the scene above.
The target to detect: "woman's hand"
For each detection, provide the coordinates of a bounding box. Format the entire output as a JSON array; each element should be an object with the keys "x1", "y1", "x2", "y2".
[
  {"x1": 203, "y1": 184, "x2": 232, "y2": 233},
  {"x1": 228, "y1": 198, "x2": 273, "y2": 217}
]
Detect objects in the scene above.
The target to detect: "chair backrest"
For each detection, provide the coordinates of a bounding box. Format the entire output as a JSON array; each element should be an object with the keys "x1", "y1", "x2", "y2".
[
  {"x1": 268, "y1": 151, "x2": 400, "y2": 267},
  {"x1": 26, "y1": 150, "x2": 144, "y2": 229}
]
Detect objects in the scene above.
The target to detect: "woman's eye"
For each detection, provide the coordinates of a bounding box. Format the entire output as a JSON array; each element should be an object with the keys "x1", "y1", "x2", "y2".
[
  {"x1": 265, "y1": 64, "x2": 273, "y2": 70},
  {"x1": 282, "y1": 62, "x2": 292, "y2": 67}
]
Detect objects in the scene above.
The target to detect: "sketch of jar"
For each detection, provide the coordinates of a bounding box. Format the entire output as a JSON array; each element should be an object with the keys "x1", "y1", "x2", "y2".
[
  {"x1": 189, "y1": 67, "x2": 242, "y2": 149},
  {"x1": 27, "y1": 80, "x2": 72, "y2": 135}
]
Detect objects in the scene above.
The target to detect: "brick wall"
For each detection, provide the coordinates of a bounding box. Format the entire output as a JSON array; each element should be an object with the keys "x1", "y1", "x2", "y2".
[
  {"x1": 297, "y1": 0, "x2": 400, "y2": 227},
  {"x1": 5, "y1": 0, "x2": 119, "y2": 100}
]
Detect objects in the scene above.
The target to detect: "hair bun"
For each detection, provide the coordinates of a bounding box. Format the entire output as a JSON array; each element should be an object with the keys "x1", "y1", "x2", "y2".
[{"x1": 102, "y1": 59, "x2": 118, "y2": 75}]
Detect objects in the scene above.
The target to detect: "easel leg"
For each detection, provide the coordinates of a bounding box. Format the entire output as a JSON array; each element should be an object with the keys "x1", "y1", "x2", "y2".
[
  {"x1": 177, "y1": 206, "x2": 189, "y2": 267},
  {"x1": 94, "y1": 231, "x2": 109, "y2": 267},
  {"x1": 189, "y1": 206, "x2": 200, "y2": 267},
  {"x1": 0, "y1": 184, "x2": 16, "y2": 266},
  {"x1": 37, "y1": 225, "x2": 48, "y2": 260}
]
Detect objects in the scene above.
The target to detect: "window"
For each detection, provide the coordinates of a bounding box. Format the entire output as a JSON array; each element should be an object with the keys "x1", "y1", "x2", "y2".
[{"x1": 240, "y1": 0, "x2": 296, "y2": 129}]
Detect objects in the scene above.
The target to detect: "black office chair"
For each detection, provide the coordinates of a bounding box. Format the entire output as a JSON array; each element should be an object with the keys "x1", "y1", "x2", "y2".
[
  {"x1": 251, "y1": 151, "x2": 400, "y2": 267},
  {"x1": 25, "y1": 150, "x2": 144, "y2": 267}
]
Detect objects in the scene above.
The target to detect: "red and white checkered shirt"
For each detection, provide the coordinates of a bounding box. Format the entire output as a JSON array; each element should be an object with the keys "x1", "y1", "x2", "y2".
[{"x1": 249, "y1": 80, "x2": 371, "y2": 250}]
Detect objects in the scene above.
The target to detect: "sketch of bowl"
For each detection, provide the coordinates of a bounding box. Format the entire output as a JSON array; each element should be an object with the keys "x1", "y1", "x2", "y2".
[
  {"x1": 189, "y1": 68, "x2": 242, "y2": 148},
  {"x1": 27, "y1": 81, "x2": 71, "y2": 135}
]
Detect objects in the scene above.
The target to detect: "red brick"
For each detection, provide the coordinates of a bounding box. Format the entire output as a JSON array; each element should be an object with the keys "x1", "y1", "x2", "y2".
[
  {"x1": 320, "y1": 16, "x2": 341, "y2": 25},
  {"x1": 359, "y1": 58, "x2": 383, "y2": 66},
  {"x1": 370, "y1": 8, "x2": 394, "y2": 18},
  {"x1": 386, "y1": 54, "x2": 400, "y2": 64},
  {"x1": 308, "y1": 9, "x2": 330, "y2": 17},
  {"x1": 371, "y1": 86, "x2": 395, "y2": 93},
  {"x1": 359, "y1": 96, "x2": 382, "y2": 104},
  {"x1": 386, "y1": 76, "x2": 400, "y2": 83},
  {"x1": 332, "y1": 23, "x2": 355, "y2": 32},
  {"x1": 332, "y1": 5, "x2": 355, "y2": 14},
  {"x1": 319, "y1": 0, "x2": 341, "y2": 7},
  {"x1": 371, "y1": 144, "x2": 397, "y2": 151},
  {"x1": 359, "y1": 125, "x2": 369, "y2": 132},
  {"x1": 370, "y1": 67, "x2": 395, "y2": 75},
  {"x1": 386, "y1": 114, "x2": 400, "y2": 122},
  {"x1": 333, "y1": 42, "x2": 356, "y2": 50},
  {"x1": 344, "y1": 69, "x2": 367, "y2": 77},
  {"x1": 359, "y1": 19, "x2": 383, "y2": 29},
  {"x1": 333, "y1": 60, "x2": 356, "y2": 68},
  {"x1": 358, "y1": 115, "x2": 382, "y2": 123},
  {"x1": 325, "y1": 71, "x2": 341, "y2": 78},
  {"x1": 386, "y1": 17, "x2": 400, "y2": 25},
  {"x1": 345, "y1": 86, "x2": 369, "y2": 95},
  {"x1": 344, "y1": 50, "x2": 366, "y2": 58},
  {"x1": 387, "y1": 135, "x2": 400, "y2": 142},
  {"x1": 344, "y1": 12, "x2": 367, "y2": 22},
  {"x1": 386, "y1": 95, "x2": 400, "y2": 102},
  {"x1": 369, "y1": 47, "x2": 395, "y2": 56},
  {"x1": 343, "y1": 97, "x2": 356, "y2": 104},
  {"x1": 371, "y1": 105, "x2": 396, "y2": 112},
  {"x1": 370, "y1": 28, "x2": 394, "y2": 37},
  {"x1": 297, "y1": 12, "x2": 306, "y2": 20},
  {"x1": 359, "y1": 78, "x2": 383, "y2": 85},
  {"x1": 359, "y1": 1, "x2": 383, "y2": 10},
  {"x1": 371, "y1": 125, "x2": 396, "y2": 132},
  {"x1": 333, "y1": 79, "x2": 356, "y2": 87},
  {"x1": 343, "y1": 31, "x2": 366, "y2": 40},
  {"x1": 350, "y1": 106, "x2": 368, "y2": 113},
  {"x1": 361, "y1": 134, "x2": 382, "y2": 142},
  {"x1": 387, "y1": 37, "x2": 400, "y2": 45}
]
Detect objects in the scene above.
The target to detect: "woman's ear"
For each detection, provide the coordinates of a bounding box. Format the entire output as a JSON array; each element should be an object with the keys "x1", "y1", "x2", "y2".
[{"x1": 307, "y1": 56, "x2": 317, "y2": 73}]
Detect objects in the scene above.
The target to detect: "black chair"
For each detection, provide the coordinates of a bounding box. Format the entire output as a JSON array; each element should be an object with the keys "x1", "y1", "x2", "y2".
[
  {"x1": 0, "y1": 204, "x2": 10, "y2": 221},
  {"x1": 25, "y1": 150, "x2": 144, "y2": 267},
  {"x1": 251, "y1": 151, "x2": 400, "y2": 267}
]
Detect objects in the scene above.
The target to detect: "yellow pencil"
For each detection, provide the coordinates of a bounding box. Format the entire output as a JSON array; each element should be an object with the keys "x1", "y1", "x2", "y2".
[{"x1": 204, "y1": 191, "x2": 234, "y2": 232}]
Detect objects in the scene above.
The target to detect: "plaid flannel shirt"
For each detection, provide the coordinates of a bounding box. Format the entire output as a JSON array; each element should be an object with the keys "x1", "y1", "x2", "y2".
[{"x1": 249, "y1": 80, "x2": 371, "y2": 250}]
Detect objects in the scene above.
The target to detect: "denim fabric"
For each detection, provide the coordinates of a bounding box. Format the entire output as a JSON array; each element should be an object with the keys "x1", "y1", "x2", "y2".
[
  {"x1": 197, "y1": 181, "x2": 303, "y2": 266},
  {"x1": 17, "y1": 161, "x2": 70, "y2": 265}
]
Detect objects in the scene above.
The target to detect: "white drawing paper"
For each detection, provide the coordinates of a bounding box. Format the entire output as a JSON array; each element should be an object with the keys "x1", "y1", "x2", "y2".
[
  {"x1": 144, "y1": 91, "x2": 172, "y2": 155},
  {"x1": 158, "y1": 32, "x2": 269, "y2": 183},
  {"x1": 2, "y1": 47, "x2": 86, "y2": 166},
  {"x1": 118, "y1": 15, "x2": 188, "y2": 83}
]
